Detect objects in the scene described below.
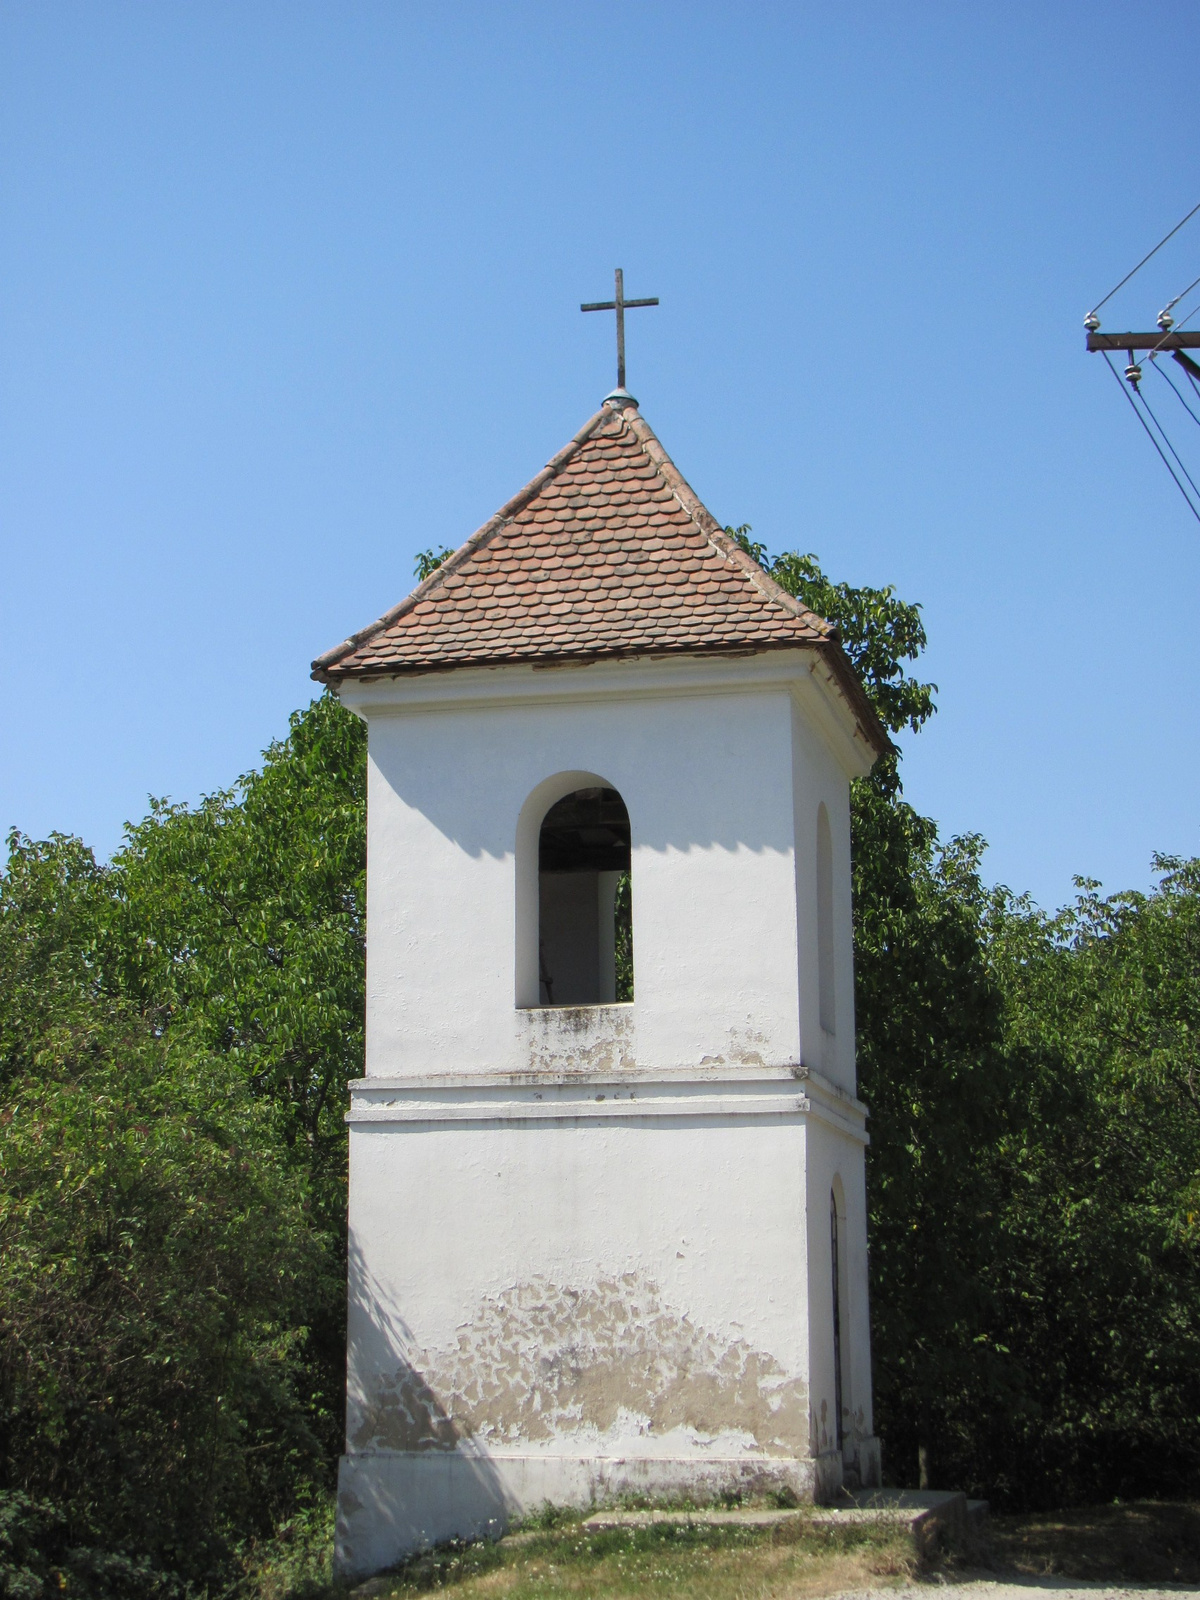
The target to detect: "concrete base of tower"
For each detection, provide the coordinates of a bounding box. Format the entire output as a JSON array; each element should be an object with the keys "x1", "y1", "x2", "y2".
[{"x1": 334, "y1": 1445, "x2": 878, "y2": 1579}]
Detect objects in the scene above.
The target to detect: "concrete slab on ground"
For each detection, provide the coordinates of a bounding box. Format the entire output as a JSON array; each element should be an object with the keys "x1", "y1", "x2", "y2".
[{"x1": 582, "y1": 1488, "x2": 982, "y2": 1554}]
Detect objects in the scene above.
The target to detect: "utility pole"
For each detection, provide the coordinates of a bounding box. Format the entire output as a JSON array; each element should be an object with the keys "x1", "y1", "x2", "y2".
[{"x1": 1086, "y1": 316, "x2": 1200, "y2": 386}]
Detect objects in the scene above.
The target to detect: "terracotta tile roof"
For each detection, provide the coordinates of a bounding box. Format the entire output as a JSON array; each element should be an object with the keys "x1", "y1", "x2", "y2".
[{"x1": 312, "y1": 399, "x2": 888, "y2": 757}]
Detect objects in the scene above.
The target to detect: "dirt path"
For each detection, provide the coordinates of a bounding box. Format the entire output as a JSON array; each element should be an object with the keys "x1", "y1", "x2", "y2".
[{"x1": 837, "y1": 1584, "x2": 1200, "y2": 1599}]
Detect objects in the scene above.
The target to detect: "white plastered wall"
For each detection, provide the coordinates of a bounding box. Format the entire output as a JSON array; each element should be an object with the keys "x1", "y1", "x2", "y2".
[
  {"x1": 334, "y1": 652, "x2": 880, "y2": 1576},
  {"x1": 345, "y1": 1108, "x2": 811, "y2": 1462},
  {"x1": 790, "y1": 699, "x2": 858, "y2": 1091},
  {"x1": 802, "y1": 1117, "x2": 877, "y2": 1490},
  {"x1": 362, "y1": 675, "x2": 803, "y2": 1075}
]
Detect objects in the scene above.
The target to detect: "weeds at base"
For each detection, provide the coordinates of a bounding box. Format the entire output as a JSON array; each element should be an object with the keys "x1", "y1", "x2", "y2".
[{"x1": 363, "y1": 1514, "x2": 918, "y2": 1598}]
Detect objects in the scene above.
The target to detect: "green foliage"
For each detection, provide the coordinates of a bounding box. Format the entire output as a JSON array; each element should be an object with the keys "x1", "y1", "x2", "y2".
[
  {"x1": 238, "y1": 1494, "x2": 336, "y2": 1600},
  {"x1": 738, "y1": 526, "x2": 1200, "y2": 1507},
  {"x1": 726, "y1": 526, "x2": 935, "y2": 738},
  {"x1": 4, "y1": 519, "x2": 1200, "y2": 1596},
  {"x1": 0, "y1": 888, "x2": 335, "y2": 1578},
  {"x1": 0, "y1": 1492, "x2": 188, "y2": 1600},
  {"x1": 0, "y1": 695, "x2": 362, "y2": 1585},
  {"x1": 104, "y1": 692, "x2": 367, "y2": 1213},
  {"x1": 614, "y1": 872, "x2": 633, "y2": 1004},
  {"x1": 973, "y1": 862, "x2": 1200, "y2": 1503},
  {"x1": 414, "y1": 546, "x2": 453, "y2": 580},
  {"x1": 0, "y1": 833, "x2": 112, "y2": 1083}
]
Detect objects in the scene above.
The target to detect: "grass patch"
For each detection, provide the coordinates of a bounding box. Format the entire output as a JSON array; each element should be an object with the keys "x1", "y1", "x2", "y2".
[
  {"x1": 241, "y1": 1493, "x2": 1200, "y2": 1599},
  {"x1": 356, "y1": 1513, "x2": 916, "y2": 1600},
  {"x1": 988, "y1": 1500, "x2": 1200, "y2": 1585}
]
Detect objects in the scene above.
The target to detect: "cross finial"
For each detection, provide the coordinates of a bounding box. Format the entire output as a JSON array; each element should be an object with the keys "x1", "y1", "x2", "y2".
[{"x1": 581, "y1": 268, "x2": 659, "y2": 395}]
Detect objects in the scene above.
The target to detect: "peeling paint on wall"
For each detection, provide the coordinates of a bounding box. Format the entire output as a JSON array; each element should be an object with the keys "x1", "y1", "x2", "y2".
[
  {"x1": 350, "y1": 1362, "x2": 460, "y2": 1453},
  {"x1": 352, "y1": 1273, "x2": 808, "y2": 1456},
  {"x1": 696, "y1": 1018, "x2": 775, "y2": 1068},
  {"x1": 519, "y1": 1007, "x2": 638, "y2": 1075}
]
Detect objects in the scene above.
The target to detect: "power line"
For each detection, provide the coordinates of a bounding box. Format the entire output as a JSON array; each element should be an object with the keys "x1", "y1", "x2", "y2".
[
  {"x1": 1151, "y1": 356, "x2": 1200, "y2": 433},
  {"x1": 1088, "y1": 201, "x2": 1200, "y2": 318},
  {"x1": 1136, "y1": 295, "x2": 1200, "y2": 363},
  {"x1": 1136, "y1": 381, "x2": 1200, "y2": 504},
  {"x1": 1161, "y1": 271, "x2": 1200, "y2": 318},
  {"x1": 1102, "y1": 352, "x2": 1200, "y2": 526},
  {"x1": 1177, "y1": 354, "x2": 1200, "y2": 405}
]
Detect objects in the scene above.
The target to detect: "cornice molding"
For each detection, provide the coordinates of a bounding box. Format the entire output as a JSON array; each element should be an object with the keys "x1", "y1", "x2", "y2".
[{"x1": 336, "y1": 649, "x2": 877, "y2": 778}]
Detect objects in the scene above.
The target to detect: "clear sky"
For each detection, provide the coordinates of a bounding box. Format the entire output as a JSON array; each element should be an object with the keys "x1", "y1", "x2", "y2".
[{"x1": 2, "y1": 2, "x2": 1197, "y2": 913}]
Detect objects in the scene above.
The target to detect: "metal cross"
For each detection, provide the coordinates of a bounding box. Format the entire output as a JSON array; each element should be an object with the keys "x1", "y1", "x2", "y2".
[{"x1": 581, "y1": 268, "x2": 659, "y2": 391}]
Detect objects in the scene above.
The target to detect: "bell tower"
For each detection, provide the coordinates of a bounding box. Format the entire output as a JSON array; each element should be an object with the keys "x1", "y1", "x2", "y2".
[{"x1": 314, "y1": 392, "x2": 888, "y2": 1579}]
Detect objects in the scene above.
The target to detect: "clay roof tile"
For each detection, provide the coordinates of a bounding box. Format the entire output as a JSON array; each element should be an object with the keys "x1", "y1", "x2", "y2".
[{"x1": 312, "y1": 400, "x2": 887, "y2": 757}]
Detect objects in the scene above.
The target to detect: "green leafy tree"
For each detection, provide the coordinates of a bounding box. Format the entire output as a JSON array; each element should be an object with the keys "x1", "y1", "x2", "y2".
[
  {"x1": 0, "y1": 834, "x2": 336, "y2": 1584},
  {"x1": 97, "y1": 692, "x2": 366, "y2": 1492},
  {"x1": 414, "y1": 546, "x2": 453, "y2": 580},
  {"x1": 975, "y1": 862, "x2": 1200, "y2": 1503},
  {"x1": 732, "y1": 524, "x2": 1200, "y2": 1505},
  {"x1": 729, "y1": 526, "x2": 1016, "y2": 1484},
  {"x1": 0, "y1": 1491, "x2": 187, "y2": 1600},
  {"x1": 104, "y1": 692, "x2": 366, "y2": 1208}
]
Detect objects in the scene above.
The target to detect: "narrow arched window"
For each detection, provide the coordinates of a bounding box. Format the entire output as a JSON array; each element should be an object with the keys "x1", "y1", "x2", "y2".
[
  {"x1": 817, "y1": 802, "x2": 836, "y2": 1035},
  {"x1": 537, "y1": 787, "x2": 632, "y2": 1006}
]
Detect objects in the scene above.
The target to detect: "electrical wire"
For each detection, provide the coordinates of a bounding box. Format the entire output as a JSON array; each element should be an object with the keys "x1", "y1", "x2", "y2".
[
  {"x1": 1088, "y1": 201, "x2": 1200, "y2": 318},
  {"x1": 1136, "y1": 295, "x2": 1200, "y2": 363},
  {"x1": 1161, "y1": 271, "x2": 1200, "y2": 318},
  {"x1": 1136, "y1": 381, "x2": 1200, "y2": 503},
  {"x1": 1151, "y1": 356, "x2": 1200, "y2": 433},
  {"x1": 1102, "y1": 352, "x2": 1200, "y2": 525},
  {"x1": 1179, "y1": 358, "x2": 1200, "y2": 405}
]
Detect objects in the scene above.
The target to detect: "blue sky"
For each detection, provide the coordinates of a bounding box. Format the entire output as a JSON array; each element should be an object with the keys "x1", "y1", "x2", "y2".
[{"x1": 2, "y1": 2, "x2": 1198, "y2": 912}]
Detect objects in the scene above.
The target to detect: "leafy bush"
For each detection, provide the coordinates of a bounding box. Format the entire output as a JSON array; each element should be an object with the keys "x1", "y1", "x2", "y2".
[
  {"x1": 0, "y1": 1010, "x2": 334, "y2": 1580},
  {"x1": 5, "y1": 533, "x2": 1200, "y2": 1589},
  {"x1": 0, "y1": 697, "x2": 360, "y2": 1584},
  {"x1": 736, "y1": 526, "x2": 1200, "y2": 1506},
  {"x1": 0, "y1": 1492, "x2": 187, "y2": 1600}
]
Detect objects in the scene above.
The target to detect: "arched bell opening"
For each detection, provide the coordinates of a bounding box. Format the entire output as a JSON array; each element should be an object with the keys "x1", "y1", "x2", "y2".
[{"x1": 537, "y1": 786, "x2": 632, "y2": 1006}]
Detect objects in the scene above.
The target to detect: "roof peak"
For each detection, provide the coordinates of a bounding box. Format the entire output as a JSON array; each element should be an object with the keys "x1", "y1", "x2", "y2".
[
  {"x1": 312, "y1": 398, "x2": 828, "y2": 677},
  {"x1": 310, "y1": 399, "x2": 887, "y2": 758}
]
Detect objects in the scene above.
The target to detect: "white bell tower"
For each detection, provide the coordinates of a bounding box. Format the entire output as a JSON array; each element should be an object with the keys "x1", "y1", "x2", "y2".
[{"x1": 315, "y1": 394, "x2": 888, "y2": 1579}]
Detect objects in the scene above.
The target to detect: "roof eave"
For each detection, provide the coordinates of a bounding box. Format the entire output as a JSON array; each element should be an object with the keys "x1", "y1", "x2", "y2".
[
  {"x1": 311, "y1": 405, "x2": 612, "y2": 678},
  {"x1": 319, "y1": 635, "x2": 891, "y2": 767},
  {"x1": 813, "y1": 638, "x2": 893, "y2": 763}
]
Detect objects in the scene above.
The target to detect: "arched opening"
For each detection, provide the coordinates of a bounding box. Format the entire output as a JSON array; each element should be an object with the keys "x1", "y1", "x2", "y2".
[
  {"x1": 817, "y1": 802, "x2": 836, "y2": 1035},
  {"x1": 537, "y1": 786, "x2": 632, "y2": 1006},
  {"x1": 830, "y1": 1184, "x2": 845, "y2": 1452}
]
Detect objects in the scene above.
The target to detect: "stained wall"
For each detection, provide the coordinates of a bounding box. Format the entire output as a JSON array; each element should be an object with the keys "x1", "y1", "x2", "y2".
[{"x1": 335, "y1": 653, "x2": 878, "y2": 1575}]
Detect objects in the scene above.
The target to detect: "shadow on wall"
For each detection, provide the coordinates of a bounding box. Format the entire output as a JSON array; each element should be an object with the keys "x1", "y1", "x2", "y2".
[
  {"x1": 344, "y1": 1231, "x2": 509, "y2": 1540},
  {"x1": 340, "y1": 1228, "x2": 514, "y2": 1570},
  {"x1": 367, "y1": 706, "x2": 798, "y2": 861},
  {"x1": 347, "y1": 1233, "x2": 810, "y2": 1458}
]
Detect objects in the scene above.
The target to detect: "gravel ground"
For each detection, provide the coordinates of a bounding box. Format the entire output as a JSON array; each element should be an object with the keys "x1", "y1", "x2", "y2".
[{"x1": 836, "y1": 1584, "x2": 1200, "y2": 1599}]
